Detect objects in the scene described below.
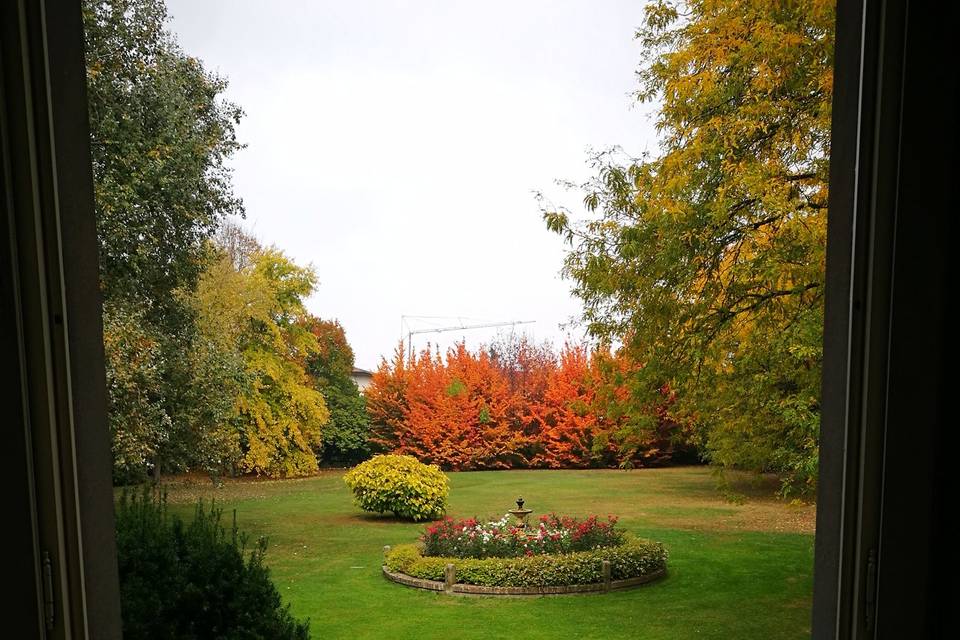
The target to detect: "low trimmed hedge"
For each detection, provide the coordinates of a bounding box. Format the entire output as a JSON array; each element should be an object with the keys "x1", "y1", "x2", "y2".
[{"x1": 385, "y1": 538, "x2": 667, "y2": 588}]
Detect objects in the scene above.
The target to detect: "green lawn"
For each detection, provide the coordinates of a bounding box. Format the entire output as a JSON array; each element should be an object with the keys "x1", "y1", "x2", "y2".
[{"x1": 163, "y1": 467, "x2": 815, "y2": 639}]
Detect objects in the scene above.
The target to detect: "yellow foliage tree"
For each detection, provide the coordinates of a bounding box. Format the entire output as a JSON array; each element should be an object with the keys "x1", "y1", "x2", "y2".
[{"x1": 194, "y1": 227, "x2": 329, "y2": 477}]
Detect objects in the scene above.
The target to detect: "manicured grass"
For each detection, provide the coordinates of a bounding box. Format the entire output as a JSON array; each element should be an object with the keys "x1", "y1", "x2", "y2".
[{"x1": 162, "y1": 467, "x2": 814, "y2": 639}]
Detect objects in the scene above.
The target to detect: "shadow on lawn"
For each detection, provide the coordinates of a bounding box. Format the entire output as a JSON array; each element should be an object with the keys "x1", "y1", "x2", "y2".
[{"x1": 347, "y1": 512, "x2": 419, "y2": 525}]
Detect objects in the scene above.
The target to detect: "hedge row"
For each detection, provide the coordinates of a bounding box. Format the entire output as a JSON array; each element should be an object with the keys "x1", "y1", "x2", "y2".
[{"x1": 385, "y1": 538, "x2": 667, "y2": 587}]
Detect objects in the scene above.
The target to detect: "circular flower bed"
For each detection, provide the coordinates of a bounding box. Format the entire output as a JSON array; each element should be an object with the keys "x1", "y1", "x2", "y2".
[{"x1": 383, "y1": 514, "x2": 668, "y2": 595}]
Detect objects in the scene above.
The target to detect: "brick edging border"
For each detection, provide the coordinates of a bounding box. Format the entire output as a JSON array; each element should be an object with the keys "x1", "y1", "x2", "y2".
[{"x1": 381, "y1": 565, "x2": 667, "y2": 596}]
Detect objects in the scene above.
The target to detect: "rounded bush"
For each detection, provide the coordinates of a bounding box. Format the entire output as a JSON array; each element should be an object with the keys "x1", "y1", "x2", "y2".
[
  {"x1": 384, "y1": 538, "x2": 667, "y2": 588},
  {"x1": 344, "y1": 454, "x2": 449, "y2": 521}
]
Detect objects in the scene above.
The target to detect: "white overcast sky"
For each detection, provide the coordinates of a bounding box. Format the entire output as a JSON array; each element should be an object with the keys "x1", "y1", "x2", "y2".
[{"x1": 165, "y1": 0, "x2": 659, "y2": 370}]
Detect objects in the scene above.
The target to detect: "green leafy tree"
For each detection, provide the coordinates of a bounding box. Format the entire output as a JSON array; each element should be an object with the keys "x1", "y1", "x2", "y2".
[
  {"x1": 544, "y1": 0, "x2": 833, "y2": 494},
  {"x1": 303, "y1": 318, "x2": 371, "y2": 466},
  {"x1": 85, "y1": 0, "x2": 243, "y2": 309},
  {"x1": 102, "y1": 303, "x2": 170, "y2": 483},
  {"x1": 84, "y1": 0, "x2": 245, "y2": 481}
]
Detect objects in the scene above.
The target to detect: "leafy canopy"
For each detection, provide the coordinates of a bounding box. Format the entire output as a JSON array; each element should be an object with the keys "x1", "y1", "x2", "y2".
[
  {"x1": 85, "y1": 0, "x2": 243, "y2": 311},
  {"x1": 544, "y1": 0, "x2": 834, "y2": 494},
  {"x1": 85, "y1": 0, "x2": 245, "y2": 481},
  {"x1": 194, "y1": 227, "x2": 329, "y2": 477}
]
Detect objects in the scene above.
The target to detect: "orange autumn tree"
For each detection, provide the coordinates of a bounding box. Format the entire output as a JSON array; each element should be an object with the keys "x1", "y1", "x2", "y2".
[
  {"x1": 366, "y1": 344, "x2": 409, "y2": 453},
  {"x1": 389, "y1": 344, "x2": 520, "y2": 469},
  {"x1": 398, "y1": 348, "x2": 449, "y2": 464},
  {"x1": 444, "y1": 344, "x2": 523, "y2": 468},
  {"x1": 528, "y1": 344, "x2": 601, "y2": 468},
  {"x1": 365, "y1": 340, "x2": 693, "y2": 470},
  {"x1": 489, "y1": 335, "x2": 554, "y2": 460}
]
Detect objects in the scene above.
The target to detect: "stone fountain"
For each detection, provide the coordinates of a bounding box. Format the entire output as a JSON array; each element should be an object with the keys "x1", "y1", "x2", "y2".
[{"x1": 508, "y1": 496, "x2": 533, "y2": 529}]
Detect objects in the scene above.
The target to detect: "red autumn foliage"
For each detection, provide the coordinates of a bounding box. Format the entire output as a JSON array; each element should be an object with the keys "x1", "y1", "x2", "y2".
[{"x1": 367, "y1": 337, "x2": 692, "y2": 470}]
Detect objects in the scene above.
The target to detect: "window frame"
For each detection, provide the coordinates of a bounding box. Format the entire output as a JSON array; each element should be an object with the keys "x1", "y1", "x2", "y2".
[{"x1": 2, "y1": 0, "x2": 947, "y2": 637}]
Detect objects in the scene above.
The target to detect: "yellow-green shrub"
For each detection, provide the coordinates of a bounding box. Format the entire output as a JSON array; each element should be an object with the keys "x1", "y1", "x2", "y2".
[{"x1": 343, "y1": 454, "x2": 448, "y2": 521}]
